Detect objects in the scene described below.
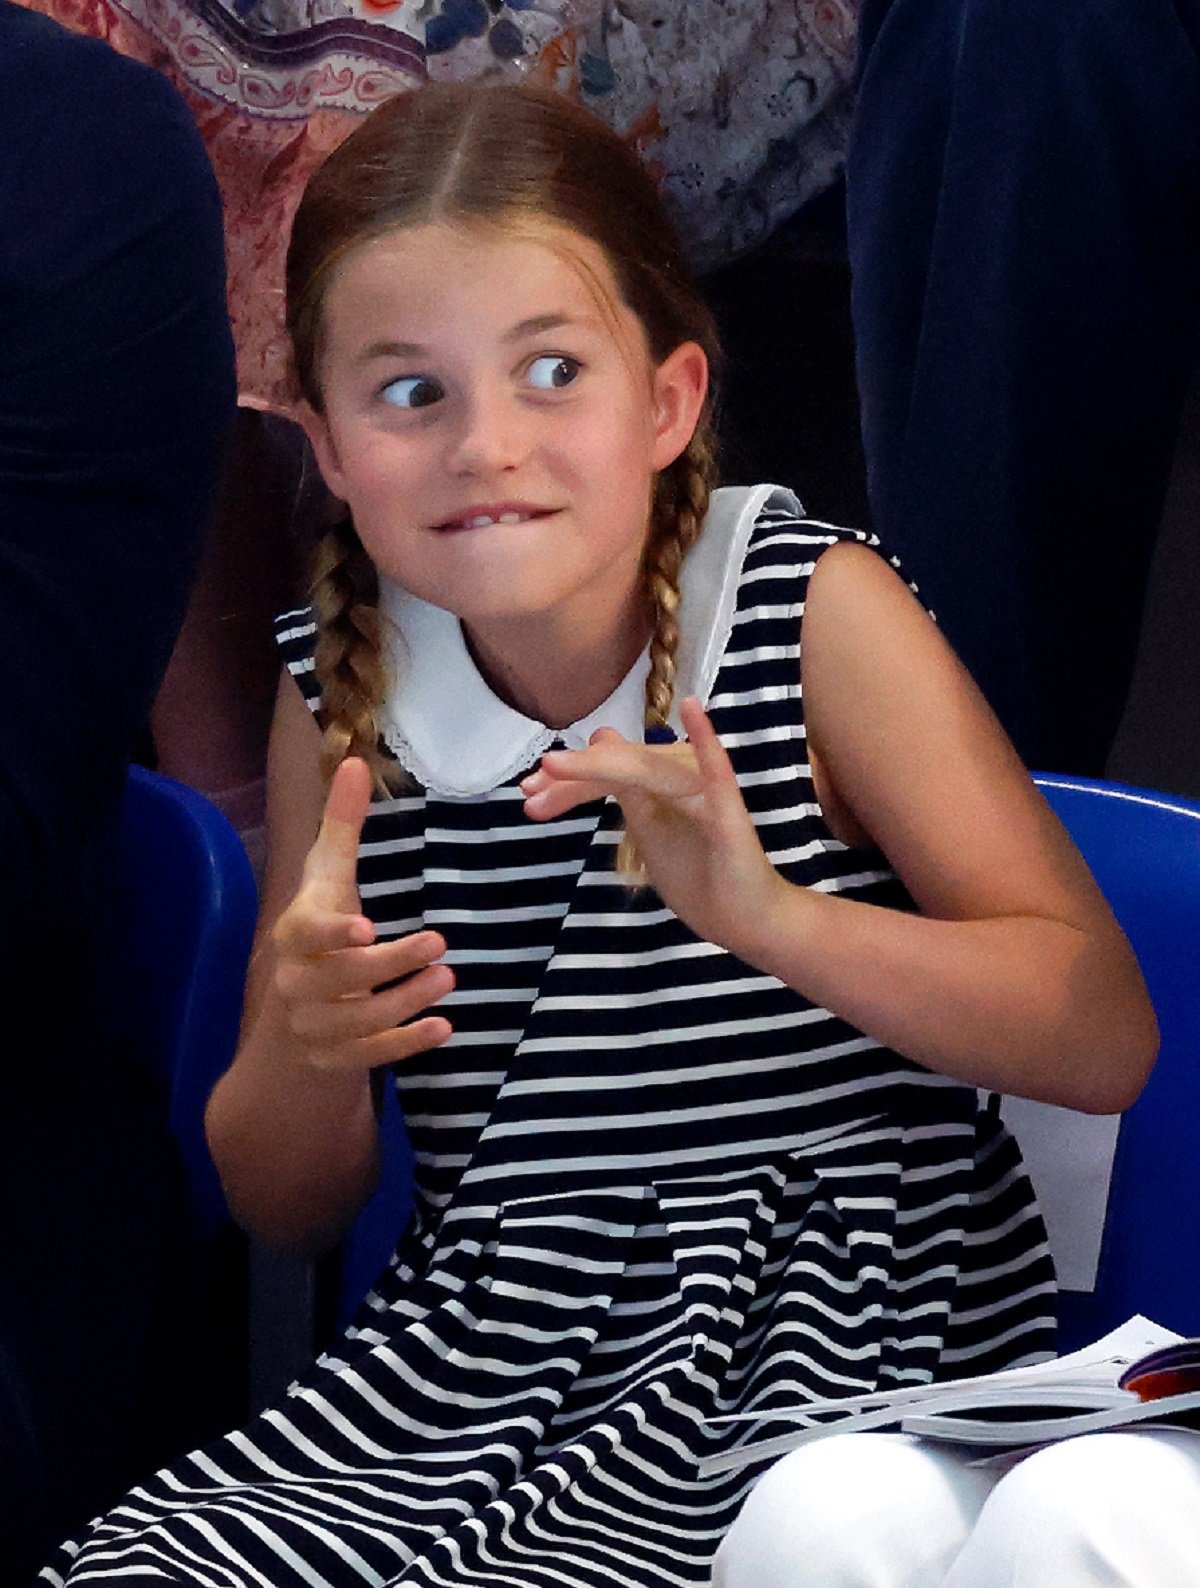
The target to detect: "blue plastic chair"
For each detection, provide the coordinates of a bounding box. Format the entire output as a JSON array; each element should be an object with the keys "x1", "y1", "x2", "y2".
[
  {"x1": 333, "y1": 1080, "x2": 416, "y2": 1332},
  {"x1": 1032, "y1": 775, "x2": 1200, "y2": 1348},
  {"x1": 115, "y1": 764, "x2": 258, "y2": 1236}
]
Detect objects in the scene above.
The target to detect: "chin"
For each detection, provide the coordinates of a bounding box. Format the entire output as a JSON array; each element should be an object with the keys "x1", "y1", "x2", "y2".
[{"x1": 455, "y1": 593, "x2": 562, "y2": 625}]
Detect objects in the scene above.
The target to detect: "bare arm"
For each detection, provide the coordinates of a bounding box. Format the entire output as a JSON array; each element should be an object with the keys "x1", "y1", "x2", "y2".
[
  {"x1": 524, "y1": 544, "x2": 1157, "y2": 1113},
  {"x1": 204, "y1": 672, "x2": 453, "y2": 1254},
  {"x1": 767, "y1": 542, "x2": 1156, "y2": 1110}
]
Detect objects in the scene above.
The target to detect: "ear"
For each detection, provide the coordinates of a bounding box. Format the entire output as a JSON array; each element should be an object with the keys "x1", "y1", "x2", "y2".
[
  {"x1": 296, "y1": 400, "x2": 349, "y2": 503},
  {"x1": 650, "y1": 341, "x2": 709, "y2": 471}
]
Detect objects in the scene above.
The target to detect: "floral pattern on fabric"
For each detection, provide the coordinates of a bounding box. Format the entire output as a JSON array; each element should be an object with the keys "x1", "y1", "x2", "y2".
[
  {"x1": 430, "y1": 0, "x2": 861, "y2": 270},
  {"x1": 23, "y1": 0, "x2": 422, "y2": 406},
  {"x1": 19, "y1": 0, "x2": 858, "y2": 403}
]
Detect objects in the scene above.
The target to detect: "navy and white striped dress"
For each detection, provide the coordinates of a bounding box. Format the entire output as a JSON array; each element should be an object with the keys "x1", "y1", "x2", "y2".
[{"x1": 44, "y1": 487, "x2": 1055, "y2": 1587}]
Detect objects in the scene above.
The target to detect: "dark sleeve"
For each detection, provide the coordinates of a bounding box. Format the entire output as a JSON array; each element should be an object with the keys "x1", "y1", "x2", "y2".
[
  {"x1": 0, "y1": 5, "x2": 237, "y2": 963},
  {"x1": 0, "y1": 15, "x2": 238, "y2": 1564},
  {"x1": 849, "y1": 0, "x2": 1200, "y2": 772}
]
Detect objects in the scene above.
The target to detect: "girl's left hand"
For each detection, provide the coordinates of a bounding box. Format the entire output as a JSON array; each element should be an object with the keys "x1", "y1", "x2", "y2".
[{"x1": 521, "y1": 696, "x2": 788, "y2": 957}]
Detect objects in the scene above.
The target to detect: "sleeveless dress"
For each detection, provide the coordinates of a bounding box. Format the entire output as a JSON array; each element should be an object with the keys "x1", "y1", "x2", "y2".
[{"x1": 42, "y1": 486, "x2": 1055, "y2": 1588}]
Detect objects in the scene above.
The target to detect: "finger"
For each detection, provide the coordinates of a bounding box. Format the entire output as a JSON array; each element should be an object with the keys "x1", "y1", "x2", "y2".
[
  {"x1": 523, "y1": 776, "x2": 611, "y2": 821},
  {"x1": 519, "y1": 766, "x2": 552, "y2": 796},
  {"x1": 362, "y1": 962, "x2": 456, "y2": 1029},
  {"x1": 289, "y1": 962, "x2": 456, "y2": 1044},
  {"x1": 302, "y1": 756, "x2": 373, "y2": 906},
  {"x1": 537, "y1": 739, "x2": 702, "y2": 801},
  {"x1": 368, "y1": 1015, "x2": 454, "y2": 1065},
  {"x1": 361, "y1": 929, "x2": 448, "y2": 987},
  {"x1": 274, "y1": 903, "x2": 376, "y2": 958},
  {"x1": 520, "y1": 728, "x2": 628, "y2": 797},
  {"x1": 279, "y1": 930, "x2": 448, "y2": 1002},
  {"x1": 306, "y1": 1015, "x2": 454, "y2": 1073},
  {"x1": 679, "y1": 697, "x2": 739, "y2": 791},
  {"x1": 524, "y1": 725, "x2": 632, "y2": 791}
]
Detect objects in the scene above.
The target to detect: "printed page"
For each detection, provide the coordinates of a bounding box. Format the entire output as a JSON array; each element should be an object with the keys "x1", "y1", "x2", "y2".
[
  {"x1": 699, "y1": 1316, "x2": 1183, "y2": 1478},
  {"x1": 901, "y1": 1388, "x2": 1200, "y2": 1448}
]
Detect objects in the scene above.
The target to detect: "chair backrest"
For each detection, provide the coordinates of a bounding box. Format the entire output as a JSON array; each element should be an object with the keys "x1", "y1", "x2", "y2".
[
  {"x1": 1032, "y1": 775, "x2": 1200, "y2": 1348},
  {"x1": 116, "y1": 764, "x2": 258, "y2": 1237}
]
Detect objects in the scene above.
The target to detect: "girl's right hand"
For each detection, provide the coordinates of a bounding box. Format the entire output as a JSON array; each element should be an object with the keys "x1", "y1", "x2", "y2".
[{"x1": 271, "y1": 756, "x2": 454, "y2": 1074}]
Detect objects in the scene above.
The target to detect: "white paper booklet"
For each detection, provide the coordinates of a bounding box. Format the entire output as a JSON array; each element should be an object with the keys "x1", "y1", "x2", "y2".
[{"x1": 700, "y1": 1317, "x2": 1200, "y2": 1477}]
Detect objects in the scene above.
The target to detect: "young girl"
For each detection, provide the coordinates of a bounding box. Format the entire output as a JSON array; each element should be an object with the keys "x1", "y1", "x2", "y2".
[{"x1": 43, "y1": 80, "x2": 1156, "y2": 1588}]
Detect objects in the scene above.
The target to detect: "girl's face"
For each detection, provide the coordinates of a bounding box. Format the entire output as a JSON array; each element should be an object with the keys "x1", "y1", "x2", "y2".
[{"x1": 301, "y1": 221, "x2": 706, "y2": 641}]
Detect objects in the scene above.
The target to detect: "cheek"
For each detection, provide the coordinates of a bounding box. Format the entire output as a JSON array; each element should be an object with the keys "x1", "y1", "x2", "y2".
[
  {"x1": 330, "y1": 448, "x2": 423, "y2": 570},
  {"x1": 335, "y1": 432, "x2": 419, "y2": 504},
  {"x1": 565, "y1": 396, "x2": 658, "y2": 479},
  {"x1": 352, "y1": 515, "x2": 427, "y2": 592}
]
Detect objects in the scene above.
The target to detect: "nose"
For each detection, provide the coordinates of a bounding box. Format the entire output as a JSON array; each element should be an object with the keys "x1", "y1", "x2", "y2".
[{"x1": 446, "y1": 382, "x2": 530, "y2": 478}]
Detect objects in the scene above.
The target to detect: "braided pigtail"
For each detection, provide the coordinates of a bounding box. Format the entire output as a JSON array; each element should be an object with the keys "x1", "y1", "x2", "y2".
[
  {"x1": 310, "y1": 515, "x2": 400, "y2": 793},
  {"x1": 616, "y1": 428, "x2": 718, "y2": 880}
]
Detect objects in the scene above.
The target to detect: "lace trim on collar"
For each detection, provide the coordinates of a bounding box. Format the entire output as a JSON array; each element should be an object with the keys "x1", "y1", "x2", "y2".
[{"x1": 375, "y1": 484, "x2": 798, "y2": 797}]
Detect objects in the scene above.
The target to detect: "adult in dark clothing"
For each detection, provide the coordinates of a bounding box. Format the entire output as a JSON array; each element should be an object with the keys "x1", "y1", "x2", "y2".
[
  {"x1": 0, "y1": 6, "x2": 235, "y2": 1579},
  {"x1": 846, "y1": 0, "x2": 1200, "y2": 775}
]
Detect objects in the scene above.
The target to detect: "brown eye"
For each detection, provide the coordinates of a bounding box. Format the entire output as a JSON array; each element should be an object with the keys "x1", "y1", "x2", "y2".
[
  {"x1": 527, "y1": 355, "x2": 580, "y2": 391},
  {"x1": 381, "y1": 375, "x2": 443, "y2": 409}
]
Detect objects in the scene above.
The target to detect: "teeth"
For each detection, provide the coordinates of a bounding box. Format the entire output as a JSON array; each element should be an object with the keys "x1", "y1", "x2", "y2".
[{"x1": 444, "y1": 510, "x2": 534, "y2": 530}]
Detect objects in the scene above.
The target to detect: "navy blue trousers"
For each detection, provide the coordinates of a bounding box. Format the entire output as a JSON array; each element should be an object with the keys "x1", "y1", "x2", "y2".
[{"x1": 849, "y1": 0, "x2": 1200, "y2": 773}]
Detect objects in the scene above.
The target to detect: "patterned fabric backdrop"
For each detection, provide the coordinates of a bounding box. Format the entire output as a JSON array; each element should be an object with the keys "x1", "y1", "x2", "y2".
[{"x1": 22, "y1": 0, "x2": 858, "y2": 407}]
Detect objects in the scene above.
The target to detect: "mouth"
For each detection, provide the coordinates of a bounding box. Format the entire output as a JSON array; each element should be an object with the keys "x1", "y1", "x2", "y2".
[{"x1": 432, "y1": 506, "x2": 557, "y2": 533}]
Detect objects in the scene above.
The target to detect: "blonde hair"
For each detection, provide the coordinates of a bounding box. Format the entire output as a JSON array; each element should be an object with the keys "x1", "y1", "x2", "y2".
[
  {"x1": 310, "y1": 516, "x2": 392, "y2": 789},
  {"x1": 287, "y1": 81, "x2": 722, "y2": 856}
]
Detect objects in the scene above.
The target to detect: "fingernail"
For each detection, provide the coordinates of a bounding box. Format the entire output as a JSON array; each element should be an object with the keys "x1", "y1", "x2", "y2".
[
  {"x1": 644, "y1": 724, "x2": 677, "y2": 745},
  {"x1": 350, "y1": 918, "x2": 375, "y2": 946}
]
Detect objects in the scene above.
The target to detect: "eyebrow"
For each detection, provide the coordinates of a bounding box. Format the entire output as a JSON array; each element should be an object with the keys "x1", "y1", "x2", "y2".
[
  {"x1": 503, "y1": 313, "x2": 576, "y2": 343},
  {"x1": 355, "y1": 313, "x2": 592, "y2": 365},
  {"x1": 356, "y1": 339, "x2": 423, "y2": 365}
]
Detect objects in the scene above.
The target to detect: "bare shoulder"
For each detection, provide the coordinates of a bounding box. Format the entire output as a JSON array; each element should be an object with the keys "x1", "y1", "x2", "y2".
[
  {"x1": 804, "y1": 540, "x2": 937, "y2": 663},
  {"x1": 801, "y1": 541, "x2": 963, "y2": 852},
  {"x1": 801, "y1": 537, "x2": 995, "y2": 781},
  {"x1": 800, "y1": 540, "x2": 1109, "y2": 928}
]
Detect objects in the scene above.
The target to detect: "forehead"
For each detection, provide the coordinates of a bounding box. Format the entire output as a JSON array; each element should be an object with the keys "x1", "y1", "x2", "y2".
[{"x1": 320, "y1": 219, "x2": 644, "y2": 355}]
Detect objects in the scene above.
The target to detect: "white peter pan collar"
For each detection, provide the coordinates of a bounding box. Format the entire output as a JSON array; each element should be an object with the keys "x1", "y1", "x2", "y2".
[{"x1": 376, "y1": 484, "x2": 800, "y2": 797}]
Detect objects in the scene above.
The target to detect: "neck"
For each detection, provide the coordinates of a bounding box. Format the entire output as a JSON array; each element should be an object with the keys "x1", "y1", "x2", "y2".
[{"x1": 463, "y1": 599, "x2": 651, "y2": 729}]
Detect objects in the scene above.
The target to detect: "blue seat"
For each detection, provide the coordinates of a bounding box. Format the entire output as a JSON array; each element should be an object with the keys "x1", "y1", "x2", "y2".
[
  {"x1": 333, "y1": 1079, "x2": 416, "y2": 1333},
  {"x1": 1032, "y1": 775, "x2": 1200, "y2": 1348},
  {"x1": 115, "y1": 764, "x2": 258, "y2": 1236}
]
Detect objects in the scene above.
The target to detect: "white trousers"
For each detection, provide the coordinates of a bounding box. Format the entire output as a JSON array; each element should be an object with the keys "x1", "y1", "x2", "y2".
[{"x1": 711, "y1": 1430, "x2": 1200, "y2": 1587}]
